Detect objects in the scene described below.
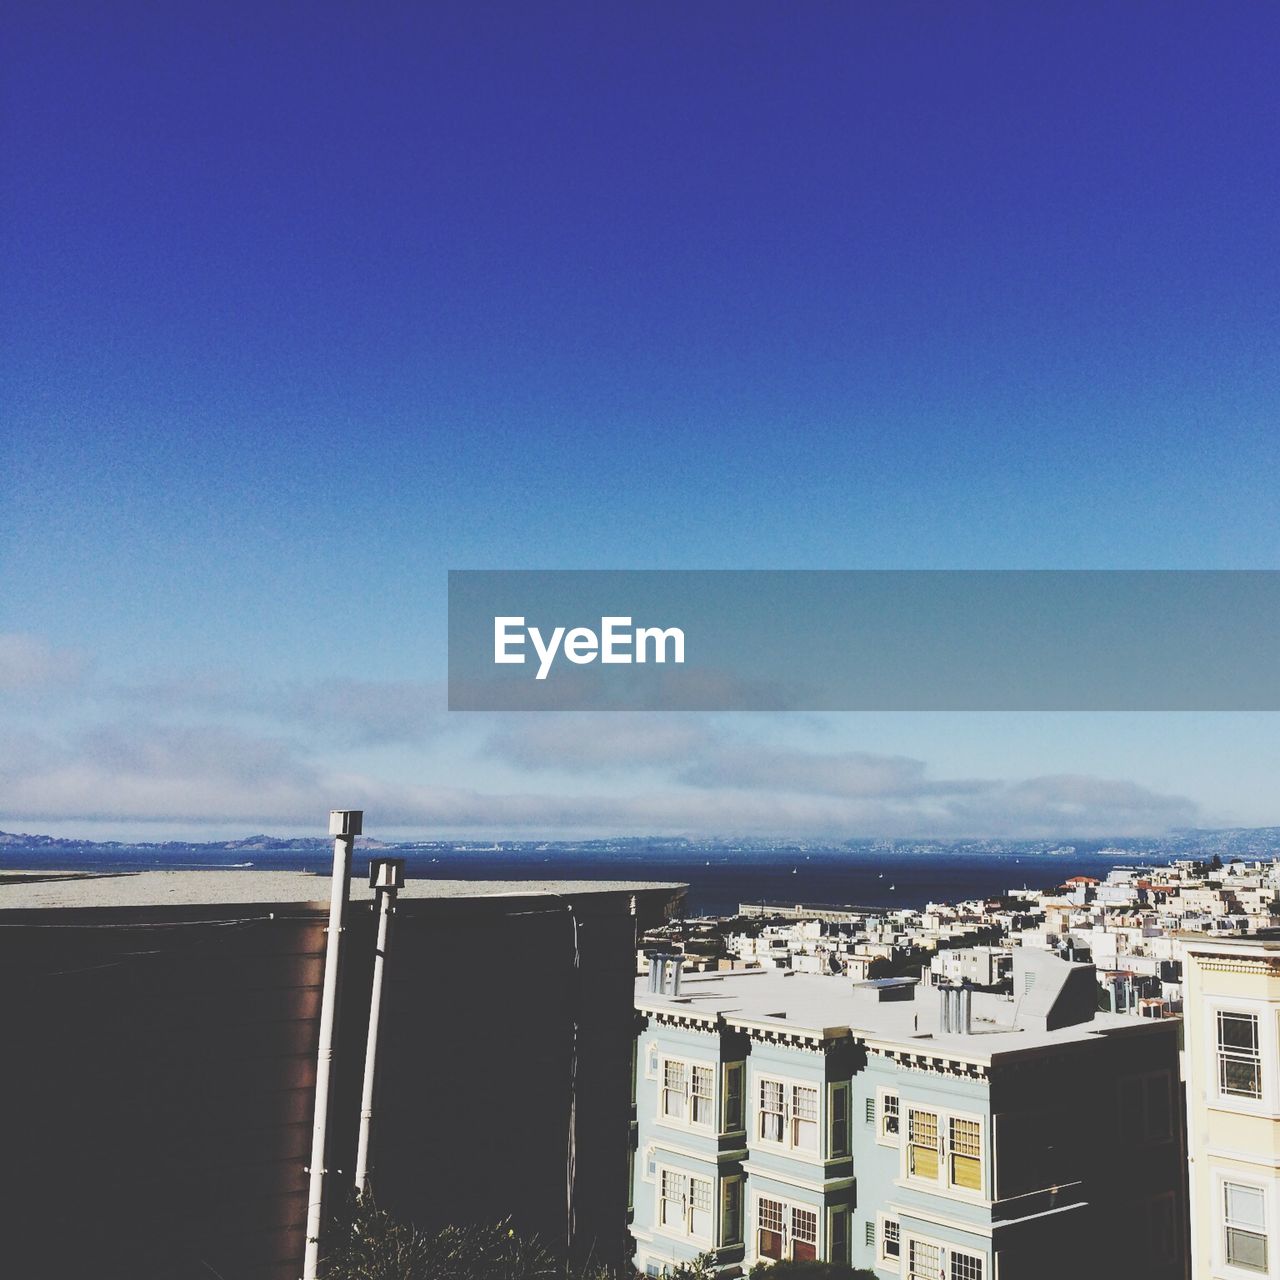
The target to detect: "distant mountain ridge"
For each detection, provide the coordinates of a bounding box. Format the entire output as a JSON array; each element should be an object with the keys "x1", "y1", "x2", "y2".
[{"x1": 2, "y1": 826, "x2": 1280, "y2": 859}]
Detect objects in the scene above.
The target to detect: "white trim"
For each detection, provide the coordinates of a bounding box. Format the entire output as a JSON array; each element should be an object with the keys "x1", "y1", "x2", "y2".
[
  {"x1": 654, "y1": 1162, "x2": 716, "y2": 1247},
  {"x1": 900, "y1": 1226, "x2": 988, "y2": 1280},
  {"x1": 657, "y1": 1053, "x2": 720, "y2": 1134},
  {"x1": 1205, "y1": 998, "x2": 1280, "y2": 1119},
  {"x1": 875, "y1": 1209, "x2": 902, "y2": 1273},
  {"x1": 901, "y1": 1101, "x2": 988, "y2": 1203},
  {"x1": 751, "y1": 1066, "x2": 824, "y2": 1158},
  {"x1": 1211, "y1": 1166, "x2": 1276, "y2": 1280},
  {"x1": 749, "y1": 1188, "x2": 825, "y2": 1266},
  {"x1": 876, "y1": 1084, "x2": 902, "y2": 1148}
]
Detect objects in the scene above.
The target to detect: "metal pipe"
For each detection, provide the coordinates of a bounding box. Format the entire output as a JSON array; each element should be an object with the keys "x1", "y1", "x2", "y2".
[
  {"x1": 355, "y1": 860, "x2": 402, "y2": 1195},
  {"x1": 303, "y1": 810, "x2": 361, "y2": 1280}
]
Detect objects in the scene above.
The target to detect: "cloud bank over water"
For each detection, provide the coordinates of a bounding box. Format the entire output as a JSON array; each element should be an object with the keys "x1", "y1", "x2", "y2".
[{"x1": 0, "y1": 634, "x2": 1207, "y2": 840}]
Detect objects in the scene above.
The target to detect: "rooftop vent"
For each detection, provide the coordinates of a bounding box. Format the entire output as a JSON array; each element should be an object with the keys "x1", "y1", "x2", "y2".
[
  {"x1": 647, "y1": 951, "x2": 684, "y2": 996},
  {"x1": 938, "y1": 981, "x2": 973, "y2": 1035}
]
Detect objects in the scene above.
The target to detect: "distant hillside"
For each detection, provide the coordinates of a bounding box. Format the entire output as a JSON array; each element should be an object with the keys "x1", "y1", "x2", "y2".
[{"x1": 2, "y1": 826, "x2": 1279, "y2": 860}]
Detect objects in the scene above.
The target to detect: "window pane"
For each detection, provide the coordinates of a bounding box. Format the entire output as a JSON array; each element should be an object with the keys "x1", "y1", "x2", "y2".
[
  {"x1": 909, "y1": 1109, "x2": 939, "y2": 1180},
  {"x1": 725, "y1": 1064, "x2": 744, "y2": 1131},
  {"x1": 951, "y1": 1251, "x2": 984, "y2": 1280},
  {"x1": 1226, "y1": 1228, "x2": 1268, "y2": 1272},
  {"x1": 722, "y1": 1179, "x2": 743, "y2": 1246},
  {"x1": 1226, "y1": 1183, "x2": 1266, "y2": 1230},
  {"x1": 760, "y1": 1079, "x2": 785, "y2": 1142},
  {"x1": 909, "y1": 1240, "x2": 942, "y2": 1280},
  {"x1": 950, "y1": 1117, "x2": 982, "y2": 1191},
  {"x1": 830, "y1": 1085, "x2": 849, "y2": 1157},
  {"x1": 691, "y1": 1066, "x2": 714, "y2": 1126},
  {"x1": 1218, "y1": 1012, "x2": 1260, "y2": 1052},
  {"x1": 759, "y1": 1197, "x2": 784, "y2": 1261}
]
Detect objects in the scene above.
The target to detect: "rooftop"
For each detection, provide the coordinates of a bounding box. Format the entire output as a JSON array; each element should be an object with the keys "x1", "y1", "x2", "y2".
[
  {"x1": 0, "y1": 868, "x2": 686, "y2": 913},
  {"x1": 636, "y1": 960, "x2": 1165, "y2": 1064}
]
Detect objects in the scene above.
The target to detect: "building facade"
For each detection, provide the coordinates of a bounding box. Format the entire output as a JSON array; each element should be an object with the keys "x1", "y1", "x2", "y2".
[
  {"x1": 0, "y1": 869, "x2": 684, "y2": 1280},
  {"x1": 1183, "y1": 933, "x2": 1280, "y2": 1280},
  {"x1": 631, "y1": 949, "x2": 1186, "y2": 1280}
]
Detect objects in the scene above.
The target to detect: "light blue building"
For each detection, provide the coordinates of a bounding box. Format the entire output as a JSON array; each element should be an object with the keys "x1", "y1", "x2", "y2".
[{"x1": 630, "y1": 949, "x2": 1185, "y2": 1280}]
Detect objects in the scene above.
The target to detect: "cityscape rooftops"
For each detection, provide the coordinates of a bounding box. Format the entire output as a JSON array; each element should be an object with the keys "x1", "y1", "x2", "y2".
[{"x1": 636, "y1": 952, "x2": 1167, "y2": 1063}]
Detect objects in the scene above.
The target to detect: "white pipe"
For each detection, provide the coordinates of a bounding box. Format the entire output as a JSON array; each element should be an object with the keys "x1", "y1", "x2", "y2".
[
  {"x1": 354, "y1": 882, "x2": 396, "y2": 1194},
  {"x1": 303, "y1": 811, "x2": 360, "y2": 1280}
]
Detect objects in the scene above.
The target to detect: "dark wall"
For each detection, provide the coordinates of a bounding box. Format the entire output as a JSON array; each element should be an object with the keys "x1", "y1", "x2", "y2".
[
  {"x1": 0, "y1": 906, "x2": 326, "y2": 1280},
  {"x1": 990, "y1": 1022, "x2": 1187, "y2": 1280},
  {"x1": 0, "y1": 885, "x2": 664, "y2": 1279}
]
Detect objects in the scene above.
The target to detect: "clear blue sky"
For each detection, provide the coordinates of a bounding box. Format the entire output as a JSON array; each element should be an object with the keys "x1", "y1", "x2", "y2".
[{"x1": 2, "y1": 3, "x2": 1278, "y2": 838}]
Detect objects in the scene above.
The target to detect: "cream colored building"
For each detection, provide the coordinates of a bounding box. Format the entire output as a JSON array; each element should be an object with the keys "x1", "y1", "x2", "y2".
[{"x1": 1183, "y1": 933, "x2": 1280, "y2": 1279}]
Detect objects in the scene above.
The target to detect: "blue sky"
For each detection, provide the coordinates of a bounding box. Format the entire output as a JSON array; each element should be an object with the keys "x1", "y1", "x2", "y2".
[{"x1": 2, "y1": 3, "x2": 1278, "y2": 839}]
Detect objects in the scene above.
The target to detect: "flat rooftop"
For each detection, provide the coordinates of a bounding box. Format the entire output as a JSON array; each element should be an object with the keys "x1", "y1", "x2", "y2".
[
  {"x1": 0, "y1": 868, "x2": 686, "y2": 912},
  {"x1": 636, "y1": 966, "x2": 1163, "y2": 1063}
]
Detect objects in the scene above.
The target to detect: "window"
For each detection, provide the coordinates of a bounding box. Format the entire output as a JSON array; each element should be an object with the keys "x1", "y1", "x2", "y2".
[
  {"x1": 880, "y1": 1091, "x2": 901, "y2": 1142},
  {"x1": 881, "y1": 1218, "x2": 900, "y2": 1262},
  {"x1": 829, "y1": 1083, "x2": 850, "y2": 1157},
  {"x1": 660, "y1": 1170, "x2": 687, "y2": 1230},
  {"x1": 792, "y1": 1085, "x2": 819, "y2": 1152},
  {"x1": 724, "y1": 1062, "x2": 744, "y2": 1132},
  {"x1": 1224, "y1": 1182, "x2": 1268, "y2": 1272},
  {"x1": 907, "y1": 1106, "x2": 984, "y2": 1194},
  {"x1": 721, "y1": 1177, "x2": 743, "y2": 1247},
  {"x1": 1218, "y1": 1012, "x2": 1263, "y2": 1099},
  {"x1": 659, "y1": 1169, "x2": 713, "y2": 1240},
  {"x1": 758, "y1": 1197, "x2": 785, "y2": 1260},
  {"x1": 949, "y1": 1117, "x2": 982, "y2": 1191},
  {"x1": 756, "y1": 1195, "x2": 822, "y2": 1263},
  {"x1": 1118, "y1": 1072, "x2": 1173, "y2": 1144},
  {"x1": 908, "y1": 1109, "x2": 940, "y2": 1181},
  {"x1": 829, "y1": 1209, "x2": 849, "y2": 1266},
  {"x1": 691, "y1": 1065, "x2": 715, "y2": 1128},
  {"x1": 791, "y1": 1207, "x2": 818, "y2": 1262},
  {"x1": 757, "y1": 1077, "x2": 822, "y2": 1153},
  {"x1": 908, "y1": 1239, "x2": 942, "y2": 1280},
  {"x1": 662, "y1": 1061, "x2": 687, "y2": 1121},
  {"x1": 760, "y1": 1080, "x2": 785, "y2": 1143},
  {"x1": 951, "y1": 1250, "x2": 983, "y2": 1280},
  {"x1": 690, "y1": 1176, "x2": 713, "y2": 1238}
]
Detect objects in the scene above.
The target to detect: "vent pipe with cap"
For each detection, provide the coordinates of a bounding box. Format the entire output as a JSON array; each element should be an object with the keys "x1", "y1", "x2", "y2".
[{"x1": 303, "y1": 809, "x2": 361, "y2": 1280}]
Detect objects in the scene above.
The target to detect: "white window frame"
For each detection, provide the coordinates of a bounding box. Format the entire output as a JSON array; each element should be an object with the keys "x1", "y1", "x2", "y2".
[
  {"x1": 657, "y1": 1054, "x2": 718, "y2": 1133},
  {"x1": 876, "y1": 1086, "x2": 902, "y2": 1147},
  {"x1": 753, "y1": 1069, "x2": 824, "y2": 1157},
  {"x1": 1214, "y1": 1170, "x2": 1275, "y2": 1279},
  {"x1": 901, "y1": 1103, "x2": 987, "y2": 1201},
  {"x1": 655, "y1": 1164, "x2": 715, "y2": 1245},
  {"x1": 750, "y1": 1191, "x2": 825, "y2": 1265},
  {"x1": 876, "y1": 1210, "x2": 901, "y2": 1272},
  {"x1": 901, "y1": 1228, "x2": 988, "y2": 1280},
  {"x1": 1206, "y1": 999, "x2": 1278, "y2": 1117}
]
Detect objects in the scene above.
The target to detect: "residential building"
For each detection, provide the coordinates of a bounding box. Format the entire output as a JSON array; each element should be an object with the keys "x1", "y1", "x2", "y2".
[
  {"x1": 632, "y1": 948, "x2": 1185, "y2": 1280},
  {"x1": 1182, "y1": 932, "x2": 1280, "y2": 1280}
]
